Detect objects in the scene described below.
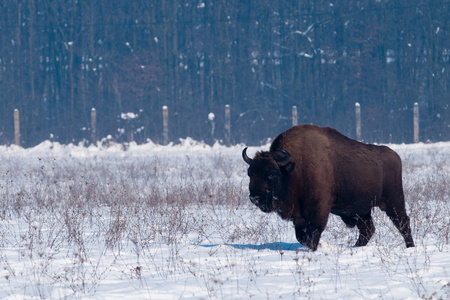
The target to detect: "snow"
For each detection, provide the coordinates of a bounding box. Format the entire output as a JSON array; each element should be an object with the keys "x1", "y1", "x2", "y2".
[
  {"x1": 120, "y1": 112, "x2": 138, "y2": 120},
  {"x1": 0, "y1": 139, "x2": 449, "y2": 299}
]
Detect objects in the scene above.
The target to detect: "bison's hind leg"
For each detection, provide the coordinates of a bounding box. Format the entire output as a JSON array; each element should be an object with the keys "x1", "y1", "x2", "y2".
[
  {"x1": 340, "y1": 215, "x2": 358, "y2": 228},
  {"x1": 341, "y1": 214, "x2": 375, "y2": 247},
  {"x1": 354, "y1": 213, "x2": 375, "y2": 247},
  {"x1": 385, "y1": 206, "x2": 415, "y2": 248}
]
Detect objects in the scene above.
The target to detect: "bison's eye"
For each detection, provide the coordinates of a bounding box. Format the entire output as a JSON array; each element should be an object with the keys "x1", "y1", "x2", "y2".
[{"x1": 267, "y1": 172, "x2": 278, "y2": 183}]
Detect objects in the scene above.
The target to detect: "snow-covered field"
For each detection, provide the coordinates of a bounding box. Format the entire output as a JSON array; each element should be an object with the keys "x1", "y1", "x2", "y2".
[{"x1": 0, "y1": 139, "x2": 449, "y2": 299}]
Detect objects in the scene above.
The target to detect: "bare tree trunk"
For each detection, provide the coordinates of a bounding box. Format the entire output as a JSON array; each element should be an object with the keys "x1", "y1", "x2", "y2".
[
  {"x1": 15, "y1": 2, "x2": 23, "y2": 106},
  {"x1": 28, "y1": 0, "x2": 35, "y2": 102}
]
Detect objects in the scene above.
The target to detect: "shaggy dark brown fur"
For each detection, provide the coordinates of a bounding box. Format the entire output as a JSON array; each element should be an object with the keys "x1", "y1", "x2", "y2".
[{"x1": 243, "y1": 124, "x2": 415, "y2": 251}]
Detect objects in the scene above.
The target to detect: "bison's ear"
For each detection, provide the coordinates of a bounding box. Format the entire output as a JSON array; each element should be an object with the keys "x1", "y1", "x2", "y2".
[
  {"x1": 273, "y1": 148, "x2": 295, "y2": 173},
  {"x1": 282, "y1": 161, "x2": 295, "y2": 174},
  {"x1": 273, "y1": 148, "x2": 291, "y2": 167}
]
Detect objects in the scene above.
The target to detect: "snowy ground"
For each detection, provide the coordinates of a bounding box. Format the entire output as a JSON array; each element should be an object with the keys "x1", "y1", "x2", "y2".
[{"x1": 0, "y1": 139, "x2": 449, "y2": 299}]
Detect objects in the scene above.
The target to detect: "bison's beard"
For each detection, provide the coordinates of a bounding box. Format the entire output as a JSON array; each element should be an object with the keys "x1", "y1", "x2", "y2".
[
  {"x1": 250, "y1": 191, "x2": 277, "y2": 213},
  {"x1": 257, "y1": 202, "x2": 273, "y2": 213}
]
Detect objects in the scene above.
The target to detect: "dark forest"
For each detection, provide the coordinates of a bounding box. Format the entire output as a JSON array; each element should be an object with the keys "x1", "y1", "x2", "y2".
[{"x1": 0, "y1": 1, "x2": 449, "y2": 147}]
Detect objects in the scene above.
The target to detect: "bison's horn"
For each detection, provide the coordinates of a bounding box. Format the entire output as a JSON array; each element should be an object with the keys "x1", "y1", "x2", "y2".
[
  {"x1": 242, "y1": 147, "x2": 253, "y2": 165},
  {"x1": 274, "y1": 148, "x2": 291, "y2": 167}
]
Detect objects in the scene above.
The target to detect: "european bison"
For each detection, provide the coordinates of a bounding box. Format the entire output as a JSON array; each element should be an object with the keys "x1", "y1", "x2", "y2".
[{"x1": 242, "y1": 125, "x2": 415, "y2": 251}]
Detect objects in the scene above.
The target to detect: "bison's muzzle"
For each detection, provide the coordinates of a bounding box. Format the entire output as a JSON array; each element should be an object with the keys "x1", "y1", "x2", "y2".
[{"x1": 249, "y1": 191, "x2": 277, "y2": 213}]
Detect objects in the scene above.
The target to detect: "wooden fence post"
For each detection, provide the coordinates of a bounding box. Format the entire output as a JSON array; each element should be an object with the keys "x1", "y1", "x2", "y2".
[
  {"x1": 14, "y1": 109, "x2": 20, "y2": 147},
  {"x1": 355, "y1": 102, "x2": 361, "y2": 141},
  {"x1": 292, "y1": 106, "x2": 298, "y2": 127},
  {"x1": 91, "y1": 108, "x2": 97, "y2": 144},
  {"x1": 208, "y1": 112, "x2": 215, "y2": 140},
  {"x1": 162, "y1": 105, "x2": 169, "y2": 145},
  {"x1": 413, "y1": 102, "x2": 419, "y2": 143},
  {"x1": 225, "y1": 104, "x2": 231, "y2": 145}
]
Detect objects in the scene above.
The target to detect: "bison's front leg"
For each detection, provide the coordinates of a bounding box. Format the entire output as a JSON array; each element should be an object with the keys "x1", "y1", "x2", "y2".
[
  {"x1": 294, "y1": 221, "x2": 324, "y2": 251},
  {"x1": 354, "y1": 213, "x2": 375, "y2": 247}
]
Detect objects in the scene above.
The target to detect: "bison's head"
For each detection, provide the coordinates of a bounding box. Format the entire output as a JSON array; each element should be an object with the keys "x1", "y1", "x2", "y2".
[{"x1": 242, "y1": 147, "x2": 292, "y2": 213}]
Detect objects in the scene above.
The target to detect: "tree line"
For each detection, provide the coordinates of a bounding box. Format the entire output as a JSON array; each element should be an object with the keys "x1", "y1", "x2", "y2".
[{"x1": 1, "y1": 0, "x2": 449, "y2": 147}]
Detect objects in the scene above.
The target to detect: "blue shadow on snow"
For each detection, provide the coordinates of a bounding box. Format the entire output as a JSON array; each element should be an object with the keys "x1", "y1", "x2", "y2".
[{"x1": 199, "y1": 242, "x2": 306, "y2": 251}]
